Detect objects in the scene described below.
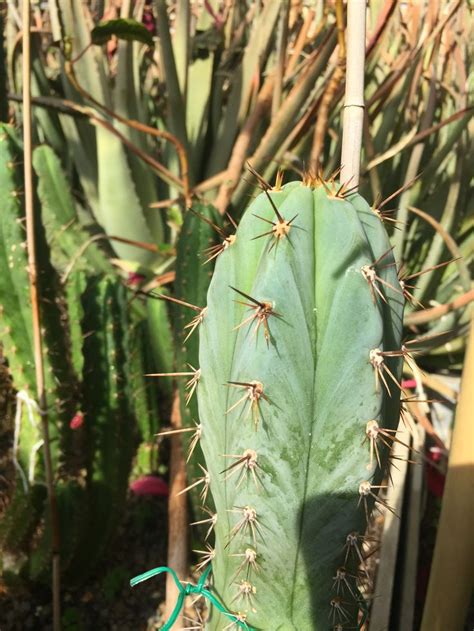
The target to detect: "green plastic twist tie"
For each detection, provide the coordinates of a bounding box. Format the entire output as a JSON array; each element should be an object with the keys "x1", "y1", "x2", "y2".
[{"x1": 130, "y1": 565, "x2": 255, "y2": 630}]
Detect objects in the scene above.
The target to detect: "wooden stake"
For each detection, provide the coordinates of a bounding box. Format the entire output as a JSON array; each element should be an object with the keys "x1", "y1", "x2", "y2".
[
  {"x1": 22, "y1": 2, "x2": 60, "y2": 629},
  {"x1": 421, "y1": 316, "x2": 474, "y2": 631},
  {"x1": 165, "y1": 389, "x2": 188, "y2": 627},
  {"x1": 340, "y1": 0, "x2": 367, "y2": 188}
]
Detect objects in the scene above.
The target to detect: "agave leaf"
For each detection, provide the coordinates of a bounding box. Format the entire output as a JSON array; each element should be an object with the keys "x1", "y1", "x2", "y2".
[
  {"x1": 114, "y1": 21, "x2": 164, "y2": 245},
  {"x1": 154, "y1": 0, "x2": 190, "y2": 162},
  {"x1": 186, "y1": 47, "x2": 215, "y2": 169},
  {"x1": 231, "y1": 30, "x2": 337, "y2": 211},
  {"x1": 205, "y1": 1, "x2": 281, "y2": 177},
  {"x1": 30, "y1": 38, "x2": 65, "y2": 154},
  {"x1": 172, "y1": 0, "x2": 190, "y2": 99},
  {"x1": 33, "y1": 144, "x2": 113, "y2": 276},
  {"x1": 96, "y1": 129, "x2": 157, "y2": 265}
]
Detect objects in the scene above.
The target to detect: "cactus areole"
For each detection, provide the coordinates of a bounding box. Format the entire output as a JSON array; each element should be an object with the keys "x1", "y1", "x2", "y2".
[{"x1": 195, "y1": 176, "x2": 404, "y2": 629}]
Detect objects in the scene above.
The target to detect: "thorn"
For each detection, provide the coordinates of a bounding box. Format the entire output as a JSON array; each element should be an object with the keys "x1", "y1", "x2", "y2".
[
  {"x1": 332, "y1": 567, "x2": 359, "y2": 599},
  {"x1": 331, "y1": 175, "x2": 358, "y2": 200},
  {"x1": 398, "y1": 259, "x2": 455, "y2": 307},
  {"x1": 231, "y1": 580, "x2": 257, "y2": 613},
  {"x1": 230, "y1": 547, "x2": 260, "y2": 580},
  {"x1": 182, "y1": 624, "x2": 204, "y2": 630},
  {"x1": 274, "y1": 168, "x2": 285, "y2": 190},
  {"x1": 371, "y1": 176, "x2": 421, "y2": 225},
  {"x1": 221, "y1": 449, "x2": 262, "y2": 489},
  {"x1": 371, "y1": 204, "x2": 405, "y2": 227},
  {"x1": 225, "y1": 381, "x2": 268, "y2": 429},
  {"x1": 380, "y1": 343, "x2": 422, "y2": 376},
  {"x1": 190, "y1": 507, "x2": 217, "y2": 540},
  {"x1": 148, "y1": 292, "x2": 202, "y2": 313},
  {"x1": 364, "y1": 420, "x2": 414, "y2": 470},
  {"x1": 185, "y1": 422, "x2": 202, "y2": 462},
  {"x1": 177, "y1": 464, "x2": 210, "y2": 503},
  {"x1": 189, "y1": 207, "x2": 227, "y2": 239},
  {"x1": 156, "y1": 421, "x2": 202, "y2": 462},
  {"x1": 148, "y1": 293, "x2": 208, "y2": 341},
  {"x1": 343, "y1": 532, "x2": 377, "y2": 577},
  {"x1": 202, "y1": 233, "x2": 237, "y2": 264},
  {"x1": 328, "y1": 166, "x2": 343, "y2": 181},
  {"x1": 193, "y1": 543, "x2": 215, "y2": 572},
  {"x1": 252, "y1": 206, "x2": 298, "y2": 251},
  {"x1": 360, "y1": 249, "x2": 402, "y2": 304},
  {"x1": 376, "y1": 175, "x2": 421, "y2": 212},
  {"x1": 226, "y1": 505, "x2": 262, "y2": 547},
  {"x1": 246, "y1": 162, "x2": 271, "y2": 191},
  {"x1": 189, "y1": 207, "x2": 237, "y2": 264},
  {"x1": 400, "y1": 394, "x2": 439, "y2": 406},
  {"x1": 358, "y1": 480, "x2": 398, "y2": 522},
  {"x1": 230, "y1": 286, "x2": 280, "y2": 346},
  {"x1": 399, "y1": 401, "x2": 417, "y2": 431},
  {"x1": 146, "y1": 364, "x2": 201, "y2": 405},
  {"x1": 369, "y1": 348, "x2": 402, "y2": 394},
  {"x1": 225, "y1": 211, "x2": 238, "y2": 230},
  {"x1": 184, "y1": 307, "x2": 208, "y2": 342},
  {"x1": 329, "y1": 597, "x2": 350, "y2": 624},
  {"x1": 223, "y1": 612, "x2": 248, "y2": 630}
]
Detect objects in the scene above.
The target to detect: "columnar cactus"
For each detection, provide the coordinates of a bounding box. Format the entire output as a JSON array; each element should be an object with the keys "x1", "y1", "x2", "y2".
[
  {"x1": 193, "y1": 175, "x2": 404, "y2": 629},
  {"x1": 0, "y1": 125, "x2": 160, "y2": 586}
]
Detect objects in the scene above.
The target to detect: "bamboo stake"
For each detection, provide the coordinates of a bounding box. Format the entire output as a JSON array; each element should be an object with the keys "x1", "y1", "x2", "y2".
[
  {"x1": 421, "y1": 316, "x2": 474, "y2": 631},
  {"x1": 340, "y1": 0, "x2": 367, "y2": 188},
  {"x1": 369, "y1": 419, "x2": 409, "y2": 631},
  {"x1": 22, "y1": 2, "x2": 61, "y2": 629}
]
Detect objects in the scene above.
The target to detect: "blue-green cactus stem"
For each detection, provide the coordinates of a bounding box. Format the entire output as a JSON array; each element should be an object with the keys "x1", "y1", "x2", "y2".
[{"x1": 197, "y1": 179, "x2": 404, "y2": 629}]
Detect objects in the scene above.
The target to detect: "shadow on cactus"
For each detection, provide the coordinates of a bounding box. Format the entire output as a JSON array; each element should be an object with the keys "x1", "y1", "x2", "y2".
[{"x1": 184, "y1": 173, "x2": 406, "y2": 629}]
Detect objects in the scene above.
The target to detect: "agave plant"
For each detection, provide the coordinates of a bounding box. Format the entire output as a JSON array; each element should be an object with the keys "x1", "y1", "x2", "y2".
[{"x1": 5, "y1": 1, "x2": 470, "y2": 384}]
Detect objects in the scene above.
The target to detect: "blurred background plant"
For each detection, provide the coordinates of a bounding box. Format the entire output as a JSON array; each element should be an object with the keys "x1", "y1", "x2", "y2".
[{"x1": 0, "y1": 0, "x2": 472, "y2": 629}]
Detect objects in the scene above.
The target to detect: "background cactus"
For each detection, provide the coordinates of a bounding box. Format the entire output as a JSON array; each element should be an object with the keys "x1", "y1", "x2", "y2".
[
  {"x1": 196, "y1": 177, "x2": 404, "y2": 628},
  {"x1": 170, "y1": 204, "x2": 223, "y2": 529},
  {"x1": 0, "y1": 123, "x2": 160, "y2": 586}
]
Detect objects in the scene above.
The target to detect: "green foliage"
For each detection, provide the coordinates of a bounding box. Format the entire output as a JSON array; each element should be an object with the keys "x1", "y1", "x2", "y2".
[
  {"x1": 0, "y1": 124, "x2": 160, "y2": 586},
  {"x1": 91, "y1": 19, "x2": 154, "y2": 47},
  {"x1": 101, "y1": 565, "x2": 130, "y2": 602},
  {"x1": 33, "y1": 146, "x2": 113, "y2": 277},
  {"x1": 62, "y1": 606, "x2": 85, "y2": 631},
  {"x1": 6, "y1": 1, "x2": 468, "y2": 369},
  {"x1": 197, "y1": 181, "x2": 404, "y2": 628}
]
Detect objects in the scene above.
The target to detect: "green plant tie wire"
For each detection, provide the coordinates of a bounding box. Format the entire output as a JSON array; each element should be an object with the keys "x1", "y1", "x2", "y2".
[
  {"x1": 130, "y1": 565, "x2": 255, "y2": 630},
  {"x1": 131, "y1": 565, "x2": 369, "y2": 629}
]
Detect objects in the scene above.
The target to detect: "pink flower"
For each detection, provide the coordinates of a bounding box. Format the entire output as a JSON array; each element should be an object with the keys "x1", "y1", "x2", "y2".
[
  {"x1": 426, "y1": 447, "x2": 446, "y2": 498},
  {"x1": 126, "y1": 272, "x2": 146, "y2": 287},
  {"x1": 130, "y1": 475, "x2": 169, "y2": 497},
  {"x1": 70, "y1": 412, "x2": 84, "y2": 430}
]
